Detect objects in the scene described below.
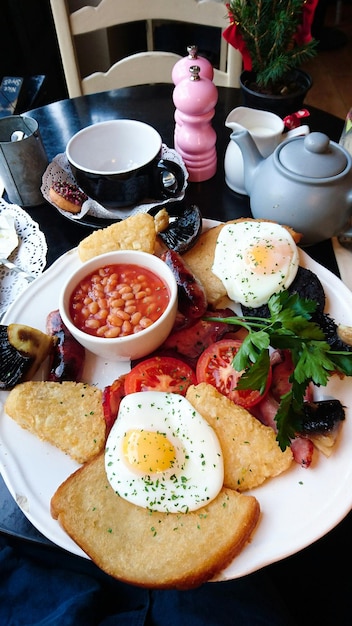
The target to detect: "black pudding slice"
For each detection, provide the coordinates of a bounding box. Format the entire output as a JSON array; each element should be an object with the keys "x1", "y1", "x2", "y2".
[
  {"x1": 240, "y1": 266, "x2": 326, "y2": 318},
  {"x1": 313, "y1": 311, "x2": 352, "y2": 351},
  {"x1": 240, "y1": 267, "x2": 352, "y2": 352}
]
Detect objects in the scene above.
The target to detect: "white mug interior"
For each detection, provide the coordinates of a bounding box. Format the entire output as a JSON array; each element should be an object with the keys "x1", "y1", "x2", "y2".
[{"x1": 66, "y1": 119, "x2": 162, "y2": 174}]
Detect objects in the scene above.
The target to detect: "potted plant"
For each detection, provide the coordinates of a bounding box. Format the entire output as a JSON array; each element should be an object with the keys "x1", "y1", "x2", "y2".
[{"x1": 223, "y1": 0, "x2": 319, "y2": 116}]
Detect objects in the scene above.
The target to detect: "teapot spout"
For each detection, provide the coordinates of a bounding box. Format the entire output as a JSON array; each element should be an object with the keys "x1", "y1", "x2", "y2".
[{"x1": 229, "y1": 128, "x2": 263, "y2": 194}]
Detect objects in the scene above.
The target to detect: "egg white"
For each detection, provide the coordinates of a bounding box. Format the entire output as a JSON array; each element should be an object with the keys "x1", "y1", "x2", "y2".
[
  {"x1": 105, "y1": 391, "x2": 224, "y2": 513},
  {"x1": 212, "y1": 221, "x2": 299, "y2": 307}
]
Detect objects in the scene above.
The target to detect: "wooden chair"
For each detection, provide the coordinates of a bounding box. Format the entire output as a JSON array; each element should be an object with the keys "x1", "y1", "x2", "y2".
[{"x1": 49, "y1": 0, "x2": 242, "y2": 97}]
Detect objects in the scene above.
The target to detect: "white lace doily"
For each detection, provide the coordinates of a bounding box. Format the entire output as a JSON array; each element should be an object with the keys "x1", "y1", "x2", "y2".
[
  {"x1": 0, "y1": 199, "x2": 47, "y2": 319},
  {"x1": 41, "y1": 145, "x2": 189, "y2": 222}
]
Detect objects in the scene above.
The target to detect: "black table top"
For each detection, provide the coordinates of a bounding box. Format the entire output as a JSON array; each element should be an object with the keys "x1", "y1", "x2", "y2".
[{"x1": 0, "y1": 84, "x2": 345, "y2": 553}]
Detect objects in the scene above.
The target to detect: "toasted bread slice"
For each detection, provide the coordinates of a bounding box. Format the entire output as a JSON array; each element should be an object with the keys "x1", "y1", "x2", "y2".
[
  {"x1": 78, "y1": 212, "x2": 157, "y2": 261},
  {"x1": 183, "y1": 218, "x2": 302, "y2": 307},
  {"x1": 51, "y1": 452, "x2": 260, "y2": 589},
  {"x1": 186, "y1": 383, "x2": 293, "y2": 491},
  {"x1": 182, "y1": 222, "x2": 231, "y2": 307},
  {"x1": 5, "y1": 381, "x2": 105, "y2": 463}
]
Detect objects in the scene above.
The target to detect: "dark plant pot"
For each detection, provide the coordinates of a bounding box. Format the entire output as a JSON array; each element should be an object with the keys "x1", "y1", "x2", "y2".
[{"x1": 240, "y1": 69, "x2": 313, "y2": 118}]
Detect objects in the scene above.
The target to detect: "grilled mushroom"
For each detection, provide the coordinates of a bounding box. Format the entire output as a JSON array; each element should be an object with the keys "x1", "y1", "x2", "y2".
[
  {"x1": 298, "y1": 399, "x2": 345, "y2": 435},
  {"x1": 157, "y1": 204, "x2": 202, "y2": 253},
  {"x1": 0, "y1": 324, "x2": 56, "y2": 390}
]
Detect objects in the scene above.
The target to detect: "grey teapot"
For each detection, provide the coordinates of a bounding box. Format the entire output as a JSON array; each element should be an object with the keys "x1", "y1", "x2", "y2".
[{"x1": 229, "y1": 129, "x2": 352, "y2": 245}]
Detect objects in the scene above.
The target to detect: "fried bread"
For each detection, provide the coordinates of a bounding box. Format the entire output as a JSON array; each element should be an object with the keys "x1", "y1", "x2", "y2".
[
  {"x1": 51, "y1": 452, "x2": 260, "y2": 589},
  {"x1": 183, "y1": 219, "x2": 302, "y2": 307},
  {"x1": 182, "y1": 221, "x2": 231, "y2": 307}
]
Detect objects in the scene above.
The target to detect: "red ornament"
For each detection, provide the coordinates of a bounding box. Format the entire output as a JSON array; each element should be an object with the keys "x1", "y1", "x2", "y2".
[
  {"x1": 223, "y1": 4, "x2": 253, "y2": 71},
  {"x1": 223, "y1": 1, "x2": 319, "y2": 67},
  {"x1": 283, "y1": 109, "x2": 310, "y2": 130},
  {"x1": 295, "y1": 0, "x2": 320, "y2": 45}
]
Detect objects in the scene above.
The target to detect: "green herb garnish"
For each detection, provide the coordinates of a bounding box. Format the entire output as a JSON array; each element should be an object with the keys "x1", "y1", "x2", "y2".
[{"x1": 206, "y1": 291, "x2": 352, "y2": 451}]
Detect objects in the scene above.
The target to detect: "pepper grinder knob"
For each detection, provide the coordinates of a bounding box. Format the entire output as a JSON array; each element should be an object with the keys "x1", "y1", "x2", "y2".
[{"x1": 172, "y1": 44, "x2": 214, "y2": 85}]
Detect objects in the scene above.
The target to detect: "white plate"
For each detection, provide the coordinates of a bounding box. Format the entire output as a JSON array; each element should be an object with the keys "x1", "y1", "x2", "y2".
[
  {"x1": 0, "y1": 199, "x2": 47, "y2": 318},
  {"x1": 1, "y1": 221, "x2": 352, "y2": 581}
]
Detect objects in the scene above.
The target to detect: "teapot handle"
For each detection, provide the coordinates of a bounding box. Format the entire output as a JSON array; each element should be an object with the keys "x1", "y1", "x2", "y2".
[{"x1": 285, "y1": 124, "x2": 310, "y2": 140}]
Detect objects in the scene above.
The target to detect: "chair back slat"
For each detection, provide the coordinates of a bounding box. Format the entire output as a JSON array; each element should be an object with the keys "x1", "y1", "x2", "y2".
[{"x1": 50, "y1": 0, "x2": 242, "y2": 97}]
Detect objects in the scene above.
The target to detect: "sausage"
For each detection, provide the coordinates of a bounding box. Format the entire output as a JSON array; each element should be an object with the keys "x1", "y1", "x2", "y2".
[
  {"x1": 161, "y1": 308, "x2": 236, "y2": 360},
  {"x1": 46, "y1": 310, "x2": 85, "y2": 382},
  {"x1": 161, "y1": 249, "x2": 207, "y2": 322}
]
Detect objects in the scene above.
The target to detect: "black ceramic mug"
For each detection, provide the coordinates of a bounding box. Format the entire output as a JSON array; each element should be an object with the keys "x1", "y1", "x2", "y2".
[{"x1": 66, "y1": 119, "x2": 185, "y2": 208}]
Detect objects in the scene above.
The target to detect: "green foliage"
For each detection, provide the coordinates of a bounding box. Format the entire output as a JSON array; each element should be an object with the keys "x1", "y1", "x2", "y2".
[{"x1": 228, "y1": 0, "x2": 318, "y2": 89}]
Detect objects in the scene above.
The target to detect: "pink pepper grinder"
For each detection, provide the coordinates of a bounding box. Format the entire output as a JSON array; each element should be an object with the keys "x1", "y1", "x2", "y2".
[
  {"x1": 172, "y1": 44, "x2": 214, "y2": 84},
  {"x1": 173, "y1": 65, "x2": 218, "y2": 182}
]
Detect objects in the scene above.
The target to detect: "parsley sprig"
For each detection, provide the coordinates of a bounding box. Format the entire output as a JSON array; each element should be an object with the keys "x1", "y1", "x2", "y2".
[{"x1": 206, "y1": 291, "x2": 352, "y2": 451}]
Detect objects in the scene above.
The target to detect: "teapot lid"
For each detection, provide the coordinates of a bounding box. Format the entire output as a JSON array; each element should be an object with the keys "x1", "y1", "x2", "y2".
[{"x1": 278, "y1": 132, "x2": 348, "y2": 178}]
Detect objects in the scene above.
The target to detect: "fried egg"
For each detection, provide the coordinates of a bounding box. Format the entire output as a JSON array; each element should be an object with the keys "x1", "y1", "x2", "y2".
[
  {"x1": 105, "y1": 391, "x2": 224, "y2": 513},
  {"x1": 212, "y1": 221, "x2": 299, "y2": 307}
]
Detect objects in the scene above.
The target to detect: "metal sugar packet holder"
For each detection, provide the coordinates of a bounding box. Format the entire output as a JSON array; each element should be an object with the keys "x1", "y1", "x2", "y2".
[
  {"x1": 0, "y1": 86, "x2": 48, "y2": 207},
  {"x1": 0, "y1": 115, "x2": 48, "y2": 207}
]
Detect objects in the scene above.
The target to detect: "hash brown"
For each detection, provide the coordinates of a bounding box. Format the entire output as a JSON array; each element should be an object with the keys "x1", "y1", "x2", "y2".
[
  {"x1": 186, "y1": 383, "x2": 293, "y2": 491},
  {"x1": 78, "y1": 212, "x2": 157, "y2": 261},
  {"x1": 5, "y1": 381, "x2": 105, "y2": 463}
]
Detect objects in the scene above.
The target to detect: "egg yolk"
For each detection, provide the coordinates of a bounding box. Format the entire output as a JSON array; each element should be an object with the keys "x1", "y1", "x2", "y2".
[
  {"x1": 123, "y1": 429, "x2": 176, "y2": 473},
  {"x1": 246, "y1": 241, "x2": 294, "y2": 275}
]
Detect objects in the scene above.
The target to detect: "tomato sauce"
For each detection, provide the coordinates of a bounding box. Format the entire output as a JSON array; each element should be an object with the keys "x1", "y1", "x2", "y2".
[{"x1": 69, "y1": 264, "x2": 170, "y2": 338}]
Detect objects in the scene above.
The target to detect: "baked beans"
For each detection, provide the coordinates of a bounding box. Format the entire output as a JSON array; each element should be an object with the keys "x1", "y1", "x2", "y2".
[{"x1": 70, "y1": 264, "x2": 170, "y2": 338}]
